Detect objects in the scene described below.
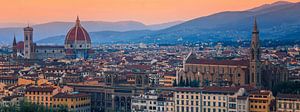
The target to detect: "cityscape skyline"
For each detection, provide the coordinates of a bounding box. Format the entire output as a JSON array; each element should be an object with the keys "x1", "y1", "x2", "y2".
[
  {"x1": 0, "y1": 1, "x2": 300, "y2": 112},
  {"x1": 0, "y1": 0, "x2": 299, "y2": 25}
]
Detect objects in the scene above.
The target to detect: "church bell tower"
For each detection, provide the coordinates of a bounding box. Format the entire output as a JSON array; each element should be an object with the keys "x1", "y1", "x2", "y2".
[
  {"x1": 250, "y1": 18, "x2": 262, "y2": 87},
  {"x1": 24, "y1": 26, "x2": 34, "y2": 59}
]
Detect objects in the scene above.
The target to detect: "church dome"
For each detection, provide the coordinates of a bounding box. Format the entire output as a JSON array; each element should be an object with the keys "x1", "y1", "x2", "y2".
[{"x1": 65, "y1": 17, "x2": 91, "y2": 46}]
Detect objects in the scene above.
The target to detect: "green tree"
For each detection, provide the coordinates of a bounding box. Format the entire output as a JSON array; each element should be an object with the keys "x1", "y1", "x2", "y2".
[{"x1": 0, "y1": 100, "x2": 69, "y2": 112}]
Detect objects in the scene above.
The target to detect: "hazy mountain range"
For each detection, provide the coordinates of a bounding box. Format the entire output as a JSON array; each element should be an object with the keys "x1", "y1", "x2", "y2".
[
  {"x1": 0, "y1": 20, "x2": 183, "y2": 44},
  {"x1": 2, "y1": 1, "x2": 300, "y2": 45},
  {"x1": 141, "y1": 1, "x2": 300, "y2": 43}
]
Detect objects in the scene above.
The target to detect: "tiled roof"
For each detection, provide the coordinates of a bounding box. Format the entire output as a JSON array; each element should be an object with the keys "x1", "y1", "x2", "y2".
[
  {"x1": 186, "y1": 58, "x2": 249, "y2": 66},
  {"x1": 53, "y1": 92, "x2": 89, "y2": 98},
  {"x1": 175, "y1": 86, "x2": 243, "y2": 94},
  {"x1": 16, "y1": 41, "x2": 24, "y2": 50},
  {"x1": 202, "y1": 86, "x2": 241, "y2": 93},
  {"x1": 277, "y1": 93, "x2": 300, "y2": 99},
  {"x1": 0, "y1": 76, "x2": 18, "y2": 80},
  {"x1": 26, "y1": 86, "x2": 56, "y2": 92},
  {"x1": 125, "y1": 65, "x2": 151, "y2": 70},
  {"x1": 250, "y1": 90, "x2": 272, "y2": 95}
]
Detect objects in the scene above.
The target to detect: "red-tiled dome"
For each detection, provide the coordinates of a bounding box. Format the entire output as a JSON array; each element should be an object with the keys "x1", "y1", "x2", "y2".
[{"x1": 65, "y1": 17, "x2": 91, "y2": 44}]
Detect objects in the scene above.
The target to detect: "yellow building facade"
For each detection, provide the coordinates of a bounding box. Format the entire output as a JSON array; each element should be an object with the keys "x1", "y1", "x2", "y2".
[
  {"x1": 160, "y1": 75, "x2": 176, "y2": 87},
  {"x1": 249, "y1": 90, "x2": 273, "y2": 112},
  {"x1": 25, "y1": 86, "x2": 59, "y2": 107},
  {"x1": 52, "y1": 92, "x2": 91, "y2": 112},
  {"x1": 276, "y1": 93, "x2": 300, "y2": 112}
]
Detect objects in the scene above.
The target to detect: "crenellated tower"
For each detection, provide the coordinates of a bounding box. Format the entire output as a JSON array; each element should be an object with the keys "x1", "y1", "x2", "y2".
[{"x1": 24, "y1": 25, "x2": 34, "y2": 59}]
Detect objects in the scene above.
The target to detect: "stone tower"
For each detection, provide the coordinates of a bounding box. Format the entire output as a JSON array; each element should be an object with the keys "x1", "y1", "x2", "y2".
[
  {"x1": 24, "y1": 26, "x2": 34, "y2": 59},
  {"x1": 250, "y1": 18, "x2": 262, "y2": 87},
  {"x1": 12, "y1": 34, "x2": 17, "y2": 58}
]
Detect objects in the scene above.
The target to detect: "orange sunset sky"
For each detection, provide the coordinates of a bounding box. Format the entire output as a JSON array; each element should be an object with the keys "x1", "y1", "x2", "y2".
[{"x1": 1, "y1": 0, "x2": 299, "y2": 25}]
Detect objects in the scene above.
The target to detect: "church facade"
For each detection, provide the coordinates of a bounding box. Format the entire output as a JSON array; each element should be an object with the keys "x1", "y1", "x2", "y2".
[
  {"x1": 176, "y1": 19, "x2": 288, "y2": 89},
  {"x1": 12, "y1": 17, "x2": 93, "y2": 59}
]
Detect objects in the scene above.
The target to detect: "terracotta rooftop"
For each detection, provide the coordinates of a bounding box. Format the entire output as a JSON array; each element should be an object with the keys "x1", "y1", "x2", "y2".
[
  {"x1": 53, "y1": 92, "x2": 90, "y2": 98},
  {"x1": 175, "y1": 86, "x2": 243, "y2": 94},
  {"x1": 16, "y1": 41, "x2": 24, "y2": 50},
  {"x1": 0, "y1": 76, "x2": 18, "y2": 80},
  {"x1": 125, "y1": 65, "x2": 151, "y2": 70},
  {"x1": 26, "y1": 86, "x2": 56, "y2": 92},
  {"x1": 277, "y1": 93, "x2": 300, "y2": 99},
  {"x1": 250, "y1": 90, "x2": 272, "y2": 96},
  {"x1": 202, "y1": 86, "x2": 242, "y2": 93},
  {"x1": 186, "y1": 58, "x2": 249, "y2": 66}
]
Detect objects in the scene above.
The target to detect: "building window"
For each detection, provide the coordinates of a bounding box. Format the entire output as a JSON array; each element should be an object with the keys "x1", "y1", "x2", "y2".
[{"x1": 251, "y1": 73, "x2": 255, "y2": 82}]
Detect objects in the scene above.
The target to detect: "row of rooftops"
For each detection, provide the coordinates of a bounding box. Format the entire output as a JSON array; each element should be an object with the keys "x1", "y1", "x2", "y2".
[
  {"x1": 24, "y1": 86, "x2": 90, "y2": 99},
  {"x1": 186, "y1": 58, "x2": 249, "y2": 66},
  {"x1": 174, "y1": 86, "x2": 248, "y2": 95},
  {"x1": 25, "y1": 86, "x2": 57, "y2": 92},
  {"x1": 52, "y1": 92, "x2": 89, "y2": 98}
]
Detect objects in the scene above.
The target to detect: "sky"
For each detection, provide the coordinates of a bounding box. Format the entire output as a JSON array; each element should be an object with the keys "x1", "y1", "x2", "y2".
[{"x1": 0, "y1": 0, "x2": 299, "y2": 25}]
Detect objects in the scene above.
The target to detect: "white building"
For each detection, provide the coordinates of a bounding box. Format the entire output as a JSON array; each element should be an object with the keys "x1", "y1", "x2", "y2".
[
  {"x1": 174, "y1": 86, "x2": 247, "y2": 112},
  {"x1": 131, "y1": 90, "x2": 175, "y2": 112},
  {"x1": 237, "y1": 96, "x2": 249, "y2": 112},
  {"x1": 131, "y1": 90, "x2": 158, "y2": 112}
]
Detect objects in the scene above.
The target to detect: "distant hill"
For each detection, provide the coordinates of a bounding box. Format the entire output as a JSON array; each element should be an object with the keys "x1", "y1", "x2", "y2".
[
  {"x1": 37, "y1": 30, "x2": 154, "y2": 45},
  {"x1": 145, "y1": 1, "x2": 300, "y2": 43},
  {"x1": 39, "y1": 1, "x2": 300, "y2": 44},
  {"x1": 0, "y1": 20, "x2": 183, "y2": 44}
]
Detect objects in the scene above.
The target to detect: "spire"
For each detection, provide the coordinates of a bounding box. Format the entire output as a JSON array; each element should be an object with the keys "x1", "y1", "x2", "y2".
[
  {"x1": 251, "y1": 18, "x2": 260, "y2": 43},
  {"x1": 13, "y1": 34, "x2": 17, "y2": 46},
  {"x1": 76, "y1": 16, "x2": 81, "y2": 26},
  {"x1": 253, "y1": 17, "x2": 258, "y2": 33}
]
